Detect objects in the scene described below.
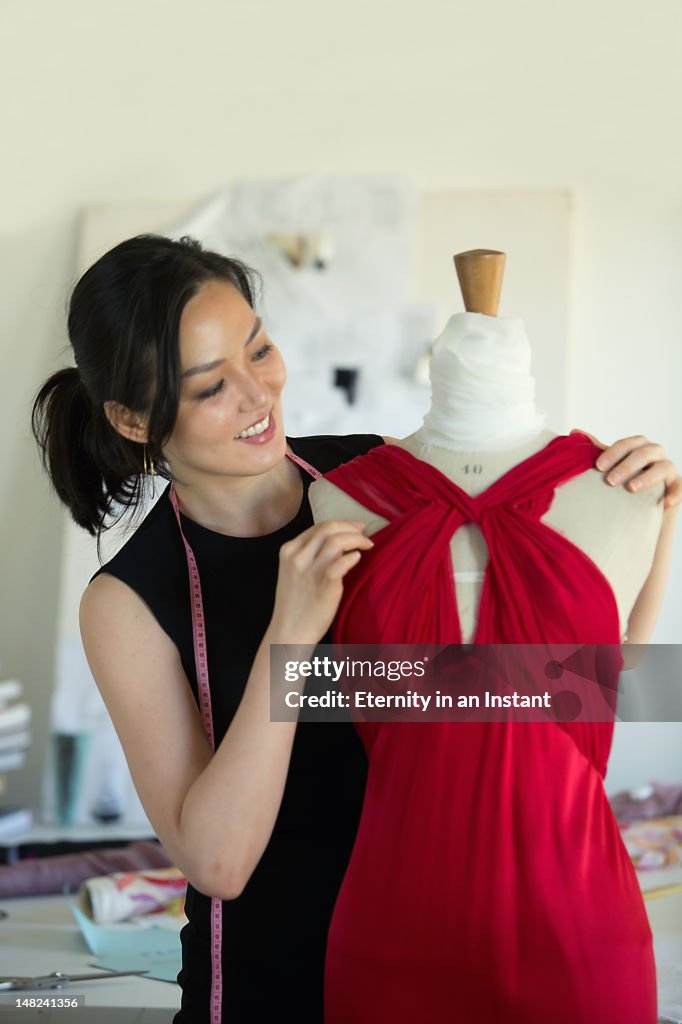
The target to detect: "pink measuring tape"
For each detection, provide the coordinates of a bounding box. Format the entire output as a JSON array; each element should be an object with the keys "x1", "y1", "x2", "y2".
[{"x1": 169, "y1": 447, "x2": 321, "y2": 1024}]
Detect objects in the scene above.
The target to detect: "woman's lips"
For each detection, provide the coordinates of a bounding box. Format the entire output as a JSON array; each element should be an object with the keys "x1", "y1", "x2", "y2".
[{"x1": 234, "y1": 410, "x2": 277, "y2": 445}]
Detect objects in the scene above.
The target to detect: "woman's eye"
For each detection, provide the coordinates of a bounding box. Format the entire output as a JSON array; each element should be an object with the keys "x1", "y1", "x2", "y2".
[
  {"x1": 197, "y1": 379, "x2": 225, "y2": 401},
  {"x1": 253, "y1": 343, "x2": 273, "y2": 361}
]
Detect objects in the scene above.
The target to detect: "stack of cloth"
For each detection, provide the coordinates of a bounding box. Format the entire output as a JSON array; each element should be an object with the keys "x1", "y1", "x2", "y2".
[
  {"x1": 611, "y1": 782, "x2": 682, "y2": 872},
  {"x1": 83, "y1": 865, "x2": 187, "y2": 923}
]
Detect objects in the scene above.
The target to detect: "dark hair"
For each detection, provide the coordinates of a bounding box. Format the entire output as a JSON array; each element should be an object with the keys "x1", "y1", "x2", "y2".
[{"x1": 32, "y1": 234, "x2": 258, "y2": 539}]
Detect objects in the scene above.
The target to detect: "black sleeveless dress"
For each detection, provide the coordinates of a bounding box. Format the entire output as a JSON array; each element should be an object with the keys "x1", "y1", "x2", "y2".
[{"x1": 95, "y1": 434, "x2": 384, "y2": 1023}]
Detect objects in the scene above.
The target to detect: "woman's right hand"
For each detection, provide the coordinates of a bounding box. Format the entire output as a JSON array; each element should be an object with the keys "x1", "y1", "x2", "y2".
[{"x1": 271, "y1": 520, "x2": 374, "y2": 642}]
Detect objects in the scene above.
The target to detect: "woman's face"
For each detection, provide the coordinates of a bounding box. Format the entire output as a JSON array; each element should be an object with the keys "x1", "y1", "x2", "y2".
[{"x1": 162, "y1": 279, "x2": 288, "y2": 485}]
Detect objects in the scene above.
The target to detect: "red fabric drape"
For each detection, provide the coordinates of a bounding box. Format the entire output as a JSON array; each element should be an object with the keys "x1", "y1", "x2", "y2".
[{"x1": 323, "y1": 433, "x2": 655, "y2": 1024}]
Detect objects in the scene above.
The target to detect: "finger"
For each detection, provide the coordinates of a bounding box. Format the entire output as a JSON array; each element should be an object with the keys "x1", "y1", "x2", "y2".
[
  {"x1": 601, "y1": 447, "x2": 668, "y2": 485},
  {"x1": 324, "y1": 549, "x2": 364, "y2": 581},
  {"x1": 662, "y1": 477, "x2": 682, "y2": 509},
  {"x1": 308, "y1": 519, "x2": 368, "y2": 539},
  {"x1": 283, "y1": 519, "x2": 367, "y2": 556},
  {"x1": 570, "y1": 428, "x2": 605, "y2": 449},
  {"x1": 289, "y1": 530, "x2": 373, "y2": 573},
  {"x1": 594, "y1": 435, "x2": 660, "y2": 472},
  {"x1": 303, "y1": 533, "x2": 373, "y2": 580},
  {"x1": 315, "y1": 532, "x2": 374, "y2": 565},
  {"x1": 613, "y1": 461, "x2": 672, "y2": 493}
]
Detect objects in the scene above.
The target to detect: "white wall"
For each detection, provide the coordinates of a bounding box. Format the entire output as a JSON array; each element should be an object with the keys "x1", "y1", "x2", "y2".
[{"x1": 1, "y1": 0, "x2": 680, "y2": 810}]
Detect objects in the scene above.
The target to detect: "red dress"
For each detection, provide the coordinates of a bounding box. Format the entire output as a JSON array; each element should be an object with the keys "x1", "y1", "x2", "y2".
[{"x1": 323, "y1": 433, "x2": 656, "y2": 1024}]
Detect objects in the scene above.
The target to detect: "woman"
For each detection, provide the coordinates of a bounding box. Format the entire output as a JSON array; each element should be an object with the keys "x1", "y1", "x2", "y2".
[{"x1": 32, "y1": 234, "x2": 680, "y2": 1022}]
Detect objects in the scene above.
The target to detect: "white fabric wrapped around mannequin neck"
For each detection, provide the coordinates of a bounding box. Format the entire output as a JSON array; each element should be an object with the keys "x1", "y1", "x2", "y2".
[{"x1": 421, "y1": 312, "x2": 547, "y2": 451}]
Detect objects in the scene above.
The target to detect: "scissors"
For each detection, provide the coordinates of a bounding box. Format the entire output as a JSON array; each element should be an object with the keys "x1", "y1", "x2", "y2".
[{"x1": 0, "y1": 970, "x2": 149, "y2": 991}]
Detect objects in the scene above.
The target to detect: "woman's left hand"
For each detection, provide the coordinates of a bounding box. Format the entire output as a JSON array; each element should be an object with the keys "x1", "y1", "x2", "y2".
[{"x1": 570, "y1": 430, "x2": 681, "y2": 509}]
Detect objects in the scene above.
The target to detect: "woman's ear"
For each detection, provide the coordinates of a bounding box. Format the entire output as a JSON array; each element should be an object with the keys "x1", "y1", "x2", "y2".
[{"x1": 103, "y1": 401, "x2": 149, "y2": 444}]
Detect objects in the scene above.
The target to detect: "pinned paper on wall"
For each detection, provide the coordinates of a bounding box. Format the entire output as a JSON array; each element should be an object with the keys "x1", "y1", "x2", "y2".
[{"x1": 166, "y1": 177, "x2": 436, "y2": 437}]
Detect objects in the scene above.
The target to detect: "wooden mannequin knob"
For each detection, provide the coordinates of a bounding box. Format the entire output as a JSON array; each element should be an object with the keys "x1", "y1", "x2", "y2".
[{"x1": 453, "y1": 249, "x2": 506, "y2": 317}]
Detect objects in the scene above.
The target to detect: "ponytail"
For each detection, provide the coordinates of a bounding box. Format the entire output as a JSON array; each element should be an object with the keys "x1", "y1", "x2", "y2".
[{"x1": 31, "y1": 367, "x2": 150, "y2": 537}]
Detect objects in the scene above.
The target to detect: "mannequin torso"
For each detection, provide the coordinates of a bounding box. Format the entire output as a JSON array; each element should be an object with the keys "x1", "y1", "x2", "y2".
[
  {"x1": 310, "y1": 425, "x2": 663, "y2": 644},
  {"x1": 317, "y1": 254, "x2": 661, "y2": 1023}
]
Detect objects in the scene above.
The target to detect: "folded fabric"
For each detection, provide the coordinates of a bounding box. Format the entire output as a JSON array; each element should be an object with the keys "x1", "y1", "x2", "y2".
[
  {"x1": 83, "y1": 867, "x2": 187, "y2": 923},
  {"x1": 0, "y1": 840, "x2": 173, "y2": 898},
  {"x1": 611, "y1": 781, "x2": 682, "y2": 822},
  {"x1": 619, "y1": 815, "x2": 682, "y2": 871}
]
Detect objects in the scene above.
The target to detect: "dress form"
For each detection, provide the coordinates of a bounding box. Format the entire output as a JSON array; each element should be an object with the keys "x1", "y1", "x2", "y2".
[{"x1": 309, "y1": 249, "x2": 663, "y2": 641}]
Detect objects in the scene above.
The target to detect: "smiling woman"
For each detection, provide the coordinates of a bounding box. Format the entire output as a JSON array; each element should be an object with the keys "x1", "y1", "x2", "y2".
[
  {"x1": 104, "y1": 277, "x2": 294, "y2": 536},
  {"x1": 167, "y1": 288, "x2": 288, "y2": 498},
  {"x1": 31, "y1": 234, "x2": 381, "y2": 1023}
]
